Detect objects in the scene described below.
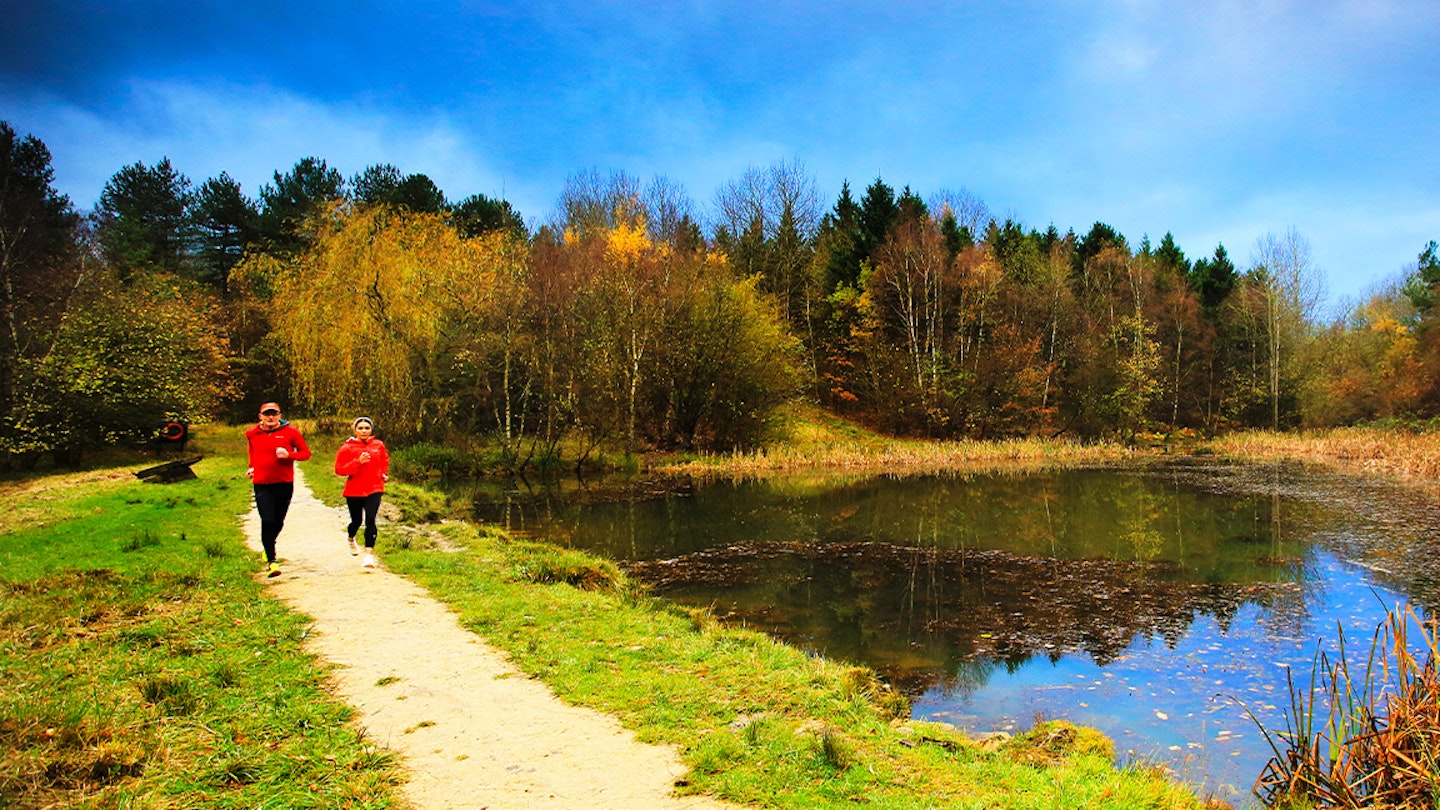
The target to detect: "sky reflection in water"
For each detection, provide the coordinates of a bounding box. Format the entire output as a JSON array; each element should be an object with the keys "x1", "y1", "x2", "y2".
[
  {"x1": 912, "y1": 550, "x2": 1392, "y2": 803},
  {"x1": 470, "y1": 460, "x2": 1440, "y2": 807}
]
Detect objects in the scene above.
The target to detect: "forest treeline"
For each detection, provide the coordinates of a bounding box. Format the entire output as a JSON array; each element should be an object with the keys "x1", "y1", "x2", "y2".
[{"x1": 3, "y1": 120, "x2": 1438, "y2": 469}]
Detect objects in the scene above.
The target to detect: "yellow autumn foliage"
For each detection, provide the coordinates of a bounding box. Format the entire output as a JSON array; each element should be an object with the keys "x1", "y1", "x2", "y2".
[
  {"x1": 234, "y1": 205, "x2": 525, "y2": 434},
  {"x1": 604, "y1": 221, "x2": 648, "y2": 265}
]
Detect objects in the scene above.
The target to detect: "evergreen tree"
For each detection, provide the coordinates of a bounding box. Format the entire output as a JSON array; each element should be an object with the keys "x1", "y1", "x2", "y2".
[
  {"x1": 1038, "y1": 224, "x2": 1064, "y2": 255},
  {"x1": 452, "y1": 193, "x2": 528, "y2": 240},
  {"x1": 1153, "y1": 232, "x2": 1190, "y2": 276},
  {"x1": 350, "y1": 164, "x2": 404, "y2": 206},
  {"x1": 769, "y1": 203, "x2": 814, "y2": 325},
  {"x1": 258, "y1": 157, "x2": 344, "y2": 254},
  {"x1": 1189, "y1": 244, "x2": 1237, "y2": 313},
  {"x1": 94, "y1": 158, "x2": 193, "y2": 280},
  {"x1": 0, "y1": 122, "x2": 81, "y2": 453},
  {"x1": 819, "y1": 181, "x2": 863, "y2": 290},
  {"x1": 857, "y1": 177, "x2": 899, "y2": 262},
  {"x1": 939, "y1": 208, "x2": 971, "y2": 257},
  {"x1": 190, "y1": 172, "x2": 258, "y2": 291},
  {"x1": 1074, "y1": 221, "x2": 1128, "y2": 273},
  {"x1": 1402, "y1": 240, "x2": 1440, "y2": 314},
  {"x1": 897, "y1": 185, "x2": 928, "y2": 224},
  {"x1": 391, "y1": 173, "x2": 447, "y2": 214},
  {"x1": 352, "y1": 164, "x2": 447, "y2": 213}
]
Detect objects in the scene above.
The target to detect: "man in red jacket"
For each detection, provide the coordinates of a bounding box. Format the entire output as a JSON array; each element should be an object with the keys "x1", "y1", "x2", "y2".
[{"x1": 245, "y1": 402, "x2": 312, "y2": 577}]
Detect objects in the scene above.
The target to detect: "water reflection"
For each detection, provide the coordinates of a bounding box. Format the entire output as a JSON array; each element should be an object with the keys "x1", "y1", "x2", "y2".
[
  {"x1": 462, "y1": 459, "x2": 1440, "y2": 805},
  {"x1": 626, "y1": 539, "x2": 1298, "y2": 681}
]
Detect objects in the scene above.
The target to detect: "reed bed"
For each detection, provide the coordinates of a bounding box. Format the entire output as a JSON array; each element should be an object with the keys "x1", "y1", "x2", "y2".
[
  {"x1": 1249, "y1": 602, "x2": 1440, "y2": 808},
  {"x1": 667, "y1": 435, "x2": 1135, "y2": 477},
  {"x1": 1209, "y1": 428, "x2": 1440, "y2": 488}
]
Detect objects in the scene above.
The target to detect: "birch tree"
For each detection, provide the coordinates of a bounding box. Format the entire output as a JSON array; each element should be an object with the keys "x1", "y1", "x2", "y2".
[{"x1": 1250, "y1": 228, "x2": 1324, "y2": 429}]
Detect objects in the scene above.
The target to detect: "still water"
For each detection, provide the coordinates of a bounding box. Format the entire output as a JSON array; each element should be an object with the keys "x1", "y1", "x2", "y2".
[{"x1": 465, "y1": 459, "x2": 1440, "y2": 805}]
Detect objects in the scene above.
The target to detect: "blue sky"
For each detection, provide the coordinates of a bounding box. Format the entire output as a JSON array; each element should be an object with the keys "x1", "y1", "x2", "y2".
[{"x1": 2, "y1": 0, "x2": 1437, "y2": 307}]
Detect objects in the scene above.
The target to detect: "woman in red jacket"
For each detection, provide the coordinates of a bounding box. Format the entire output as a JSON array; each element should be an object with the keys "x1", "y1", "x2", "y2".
[
  {"x1": 245, "y1": 402, "x2": 312, "y2": 577},
  {"x1": 334, "y1": 416, "x2": 390, "y2": 569}
]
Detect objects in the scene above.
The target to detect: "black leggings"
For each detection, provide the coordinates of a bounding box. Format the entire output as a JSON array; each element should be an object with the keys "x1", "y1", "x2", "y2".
[
  {"x1": 346, "y1": 493, "x2": 383, "y2": 548},
  {"x1": 253, "y1": 482, "x2": 294, "y2": 563}
]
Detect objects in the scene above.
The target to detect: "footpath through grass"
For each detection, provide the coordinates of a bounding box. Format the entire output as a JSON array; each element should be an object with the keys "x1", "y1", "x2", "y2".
[{"x1": 0, "y1": 435, "x2": 406, "y2": 809}]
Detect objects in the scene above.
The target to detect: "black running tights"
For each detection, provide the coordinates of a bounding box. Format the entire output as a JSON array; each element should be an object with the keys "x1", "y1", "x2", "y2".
[
  {"x1": 346, "y1": 493, "x2": 383, "y2": 548},
  {"x1": 253, "y1": 482, "x2": 294, "y2": 563}
]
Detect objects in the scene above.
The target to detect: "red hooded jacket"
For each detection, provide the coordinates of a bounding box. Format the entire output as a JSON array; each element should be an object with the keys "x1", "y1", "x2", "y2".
[
  {"x1": 245, "y1": 420, "x2": 312, "y2": 484},
  {"x1": 334, "y1": 436, "x2": 390, "y2": 497}
]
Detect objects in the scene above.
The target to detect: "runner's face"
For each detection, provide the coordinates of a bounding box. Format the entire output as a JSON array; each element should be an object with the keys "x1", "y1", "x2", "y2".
[
  {"x1": 354, "y1": 422, "x2": 373, "y2": 438},
  {"x1": 260, "y1": 408, "x2": 281, "y2": 426}
]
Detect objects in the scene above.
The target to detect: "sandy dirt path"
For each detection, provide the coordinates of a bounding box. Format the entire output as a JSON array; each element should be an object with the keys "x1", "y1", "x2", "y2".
[{"x1": 242, "y1": 468, "x2": 741, "y2": 810}]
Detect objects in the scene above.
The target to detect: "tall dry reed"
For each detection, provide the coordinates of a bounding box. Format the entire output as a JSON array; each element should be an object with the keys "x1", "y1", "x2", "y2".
[
  {"x1": 1248, "y1": 602, "x2": 1440, "y2": 808},
  {"x1": 1211, "y1": 428, "x2": 1440, "y2": 486},
  {"x1": 667, "y1": 436, "x2": 1133, "y2": 477}
]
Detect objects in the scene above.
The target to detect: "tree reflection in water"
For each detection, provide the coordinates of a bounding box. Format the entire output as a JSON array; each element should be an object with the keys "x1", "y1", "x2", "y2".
[{"x1": 625, "y1": 539, "x2": 1303, "y2": 694}]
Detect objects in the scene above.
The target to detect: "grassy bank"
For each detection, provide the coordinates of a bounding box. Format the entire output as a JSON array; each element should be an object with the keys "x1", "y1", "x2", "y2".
[{"x1": 0, "y1": 434, "x2": 407, "y2": 808}]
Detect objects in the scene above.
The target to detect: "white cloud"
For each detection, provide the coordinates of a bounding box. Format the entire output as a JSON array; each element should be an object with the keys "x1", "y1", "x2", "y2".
[{"x1": 1, "y1": 79, "x2": 524, "y2": 212}]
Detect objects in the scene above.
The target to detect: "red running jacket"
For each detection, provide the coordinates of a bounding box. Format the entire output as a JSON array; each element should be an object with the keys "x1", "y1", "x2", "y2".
[
  {"x1": 245, "y1": 421, "x2": 312, "y2": 484},
  {"x1": 334, "y1": 436, "x2": 390, "y2": 497}
]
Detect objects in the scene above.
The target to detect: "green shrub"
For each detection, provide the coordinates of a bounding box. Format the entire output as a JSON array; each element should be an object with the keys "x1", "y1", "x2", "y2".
[{"x1": 391, "y1": 442, "x2": 468, "y2": 477}]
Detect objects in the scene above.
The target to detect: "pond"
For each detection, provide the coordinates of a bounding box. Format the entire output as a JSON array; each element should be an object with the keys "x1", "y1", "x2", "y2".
[{"x1": 460, "y1": 458, "x2": 1440, "y2": 806}]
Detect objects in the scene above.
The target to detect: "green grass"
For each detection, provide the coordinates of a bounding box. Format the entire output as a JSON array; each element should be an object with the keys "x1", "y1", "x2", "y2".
[{"x1": 0, "y1": 430, "x2": 407, "y2": 809}]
